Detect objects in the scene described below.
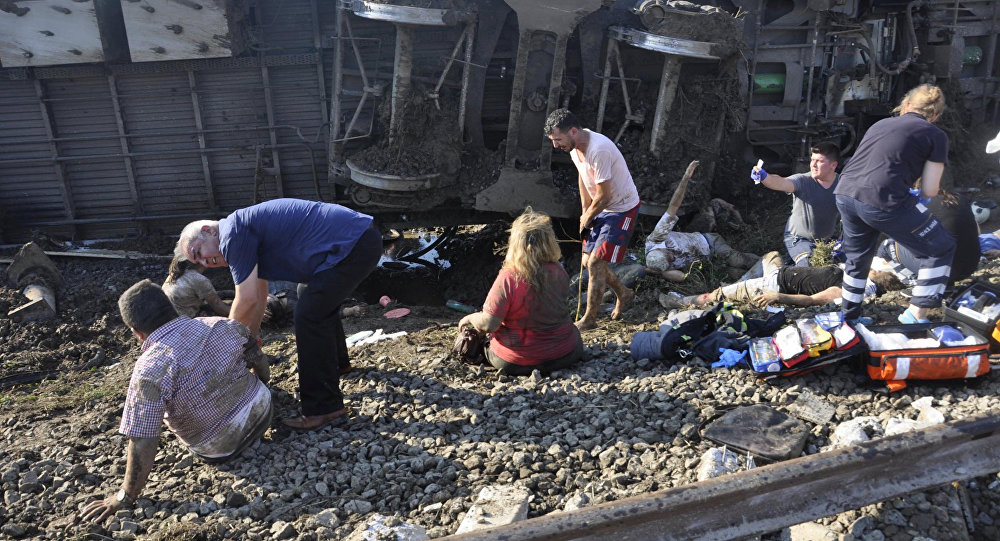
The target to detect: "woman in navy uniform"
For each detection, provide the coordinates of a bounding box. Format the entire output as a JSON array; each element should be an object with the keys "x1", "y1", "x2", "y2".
[{"x1": 833, "y1": 84, "x2": 954, "y2": 323}]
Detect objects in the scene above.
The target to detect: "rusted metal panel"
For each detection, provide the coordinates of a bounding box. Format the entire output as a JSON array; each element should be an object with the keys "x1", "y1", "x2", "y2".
[
  {"x1": 0, "y1": 0, "x2": 104, "y2": 67},
  {"x1": 120, "y1": 0, "x2": 234, "y2": 62},
  {"x1": 114, "y1": 71, "x2": 207, "y2": 214},
  {"x1": 196, "y1": 67, "x2": 266, "y2": 209},
  {"x1": 266, "y1": 64, "x2": 328, "y2": 200},
  {"x1": 254, "y1": 0, "x2": 316, "y2": 54},
  {"x1": 42, "y1": 76, "x2": 133, "y2": 221}
]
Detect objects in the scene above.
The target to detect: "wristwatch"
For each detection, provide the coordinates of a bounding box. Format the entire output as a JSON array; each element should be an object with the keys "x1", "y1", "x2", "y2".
[{"x1": 115, "y1": 488, "x2": 136, "y2": 507}]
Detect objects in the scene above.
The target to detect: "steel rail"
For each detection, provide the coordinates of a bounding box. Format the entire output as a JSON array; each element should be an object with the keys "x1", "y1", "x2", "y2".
[{"x1": 442, "y1": 412, "x2": 1000, "y2": 541}]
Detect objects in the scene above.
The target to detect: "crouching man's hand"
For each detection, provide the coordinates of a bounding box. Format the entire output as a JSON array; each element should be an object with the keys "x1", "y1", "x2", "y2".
[{"x1": 80, "y1": 494, "x2": 123, "y2": 524}]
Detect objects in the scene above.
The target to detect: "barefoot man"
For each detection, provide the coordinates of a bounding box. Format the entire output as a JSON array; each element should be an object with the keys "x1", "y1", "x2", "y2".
[{"x1": 545, "y1": 109, "x2": 640, "y2": 330}]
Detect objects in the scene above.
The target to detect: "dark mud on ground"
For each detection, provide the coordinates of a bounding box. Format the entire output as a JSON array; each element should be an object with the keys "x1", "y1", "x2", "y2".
[{"x1": 350, "y1": 91, "x2": 462, "y2": 178}]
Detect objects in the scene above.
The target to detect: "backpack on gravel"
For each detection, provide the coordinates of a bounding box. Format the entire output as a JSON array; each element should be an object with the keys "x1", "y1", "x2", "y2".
[{"x1": 452, "y1": 328, "x2": 486, "y2": 365}]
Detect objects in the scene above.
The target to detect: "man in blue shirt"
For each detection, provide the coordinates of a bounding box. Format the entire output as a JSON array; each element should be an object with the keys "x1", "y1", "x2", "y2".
[{"x1": 176, "y1": 199, "x2": 382, "y2": 430}]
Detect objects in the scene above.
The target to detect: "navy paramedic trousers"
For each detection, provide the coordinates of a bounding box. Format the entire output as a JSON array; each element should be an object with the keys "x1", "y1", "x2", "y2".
[{"x1": 835, "y1": 195, "x2": 955, "y2": 321}]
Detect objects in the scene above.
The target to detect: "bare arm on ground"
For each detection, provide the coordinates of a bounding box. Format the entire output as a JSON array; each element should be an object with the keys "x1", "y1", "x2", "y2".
[
  {"x1": 753, "y1": 286, "x2": 842, "y2": 308},
  {"x1": 80, "y1": 436, "x2": 158, "y2": 523}
]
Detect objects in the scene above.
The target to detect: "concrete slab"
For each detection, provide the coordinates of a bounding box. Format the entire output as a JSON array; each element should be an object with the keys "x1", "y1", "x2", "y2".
[{"x1": 455, "y1": 485, "x2": 531, "y2": 534}]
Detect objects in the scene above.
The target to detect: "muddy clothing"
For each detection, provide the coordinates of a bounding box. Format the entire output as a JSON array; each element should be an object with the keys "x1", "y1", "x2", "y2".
[
  {"x1": 834, "y1": 112, "x2": 953, "y2": 320},
  {"x1": 219, "y1": 198, "x2": 380, "y2": 417},
  {"x1": 585, "y1": 204, "x2": 639, "y2": 263},
  {"x1": 119, "y1": 316, "x2": 269, "y2": 459},
  {"x1": 220, "y1": 198, "x2": 373, "y2": 285},
  {"x1": 776, "y1": 266, "x2": 843, "y2": 296},
  {"x1": 571, "y1": 129, "x2": 640, "y2": 213},
  {"x1": 784, "y1": 173, "x2": 840, "y2": 266},
  {"x1": 835, "y1": 113, "x2": 948, "y2": 211},
  {"x1": 927, "y1": 195, "x2": 979, "y2": 283},
  {"x1": 483, "y1": 264, "x2": 582, "y2": 367},
  {"x1": 980, "y1": 230, "x2": 1000, "y2": 253},
  {"x1": 162, "y1": 270, "x2": 218, "y2": 318},
  {"x1": 713, "y1": 265, "x2": 874, "y2": 303},
  {"x1": 645, "y1": 212, "x2": 743, "y2": 272},
  {"x1": 878, "y1": 196, "x2": 979, "y2": 285}
]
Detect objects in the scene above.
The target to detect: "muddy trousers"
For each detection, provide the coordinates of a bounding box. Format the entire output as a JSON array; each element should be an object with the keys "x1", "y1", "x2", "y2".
[
  {"x1": 836, "y1": 195, "x2": 955, "y2": 321},
  {"x1": 294, "y1": 226, "x2": 382, "y2": 416},
  {"x1": 485, "y1": 335, "x2": 584, "y2": 376},
  {"x1": 784, "y1": 227, "x2": 819, "y2": 267}
]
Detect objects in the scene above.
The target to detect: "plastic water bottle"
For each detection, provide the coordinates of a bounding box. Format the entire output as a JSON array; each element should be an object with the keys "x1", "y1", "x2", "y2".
[{"x1": 445, "y1": 300, "x2": 477, "y2": 314}]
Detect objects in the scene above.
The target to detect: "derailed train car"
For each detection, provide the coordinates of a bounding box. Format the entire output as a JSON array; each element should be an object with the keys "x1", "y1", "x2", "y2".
[{"x1": 0, "y1": 0, "x2": 996, "y2": 242}]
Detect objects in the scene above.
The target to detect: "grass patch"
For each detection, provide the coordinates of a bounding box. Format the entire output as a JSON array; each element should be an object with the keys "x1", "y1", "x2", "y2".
[{"x1": 810, "y1": 238, "x2": 836, "y2": 267}]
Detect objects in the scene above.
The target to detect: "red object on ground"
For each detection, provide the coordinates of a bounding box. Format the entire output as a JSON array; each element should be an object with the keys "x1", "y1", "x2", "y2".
[
  {"x1": 379, "y1": 295, "x2": 392, "y2": 307},
  {"x1": 384, "y1": 307, "x2": 410, "y2": 319}
]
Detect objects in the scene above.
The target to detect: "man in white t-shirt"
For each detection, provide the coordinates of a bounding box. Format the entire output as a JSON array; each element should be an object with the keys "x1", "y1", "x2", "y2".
[{"x1": 545, "y1": 109, "x2": 641, "y2": 330}]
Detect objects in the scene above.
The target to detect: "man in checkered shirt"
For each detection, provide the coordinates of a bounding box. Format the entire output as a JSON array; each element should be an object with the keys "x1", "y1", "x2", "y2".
[{"x1": 82, "y1": 279, "x2": 271, "y2": 523}]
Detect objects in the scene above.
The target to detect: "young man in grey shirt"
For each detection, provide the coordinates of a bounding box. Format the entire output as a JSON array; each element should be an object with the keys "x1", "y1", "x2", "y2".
[{"x1": 751, "y1": 142, "x2": 841, "y2": 266}]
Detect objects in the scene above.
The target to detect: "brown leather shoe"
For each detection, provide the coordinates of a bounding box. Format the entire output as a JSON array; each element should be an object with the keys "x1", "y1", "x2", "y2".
[{"x1": 281, "y1": 408, "x2": 347, "y2": 430}]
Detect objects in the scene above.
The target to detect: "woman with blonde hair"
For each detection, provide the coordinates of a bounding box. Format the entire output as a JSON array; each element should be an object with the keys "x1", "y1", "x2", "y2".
[
  {"x1": 833, "y1": 83, "x2": 955, "y2": 324},
  {"x1": 458, "y1": 207, "x2": 583, "y2": 375}
]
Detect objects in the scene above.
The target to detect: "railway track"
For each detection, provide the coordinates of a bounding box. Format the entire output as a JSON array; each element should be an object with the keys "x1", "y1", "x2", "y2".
[{"x1": 443, "y1": 413, "x2": 1000, "y2": 540}]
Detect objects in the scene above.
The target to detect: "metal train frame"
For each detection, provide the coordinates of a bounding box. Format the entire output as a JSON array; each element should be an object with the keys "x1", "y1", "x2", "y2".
[{"x1": 0, "y1": 0, "x2": 997, "y2": 242}]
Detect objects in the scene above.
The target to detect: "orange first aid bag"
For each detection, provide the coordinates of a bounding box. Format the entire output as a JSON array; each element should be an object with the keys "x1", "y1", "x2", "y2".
[{"x1": 860, "y1": 322, "x2": 990, "y2": 392}]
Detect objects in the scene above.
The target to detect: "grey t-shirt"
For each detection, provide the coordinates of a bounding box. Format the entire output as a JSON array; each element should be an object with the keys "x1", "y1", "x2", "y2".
[{"x1": 786, "y1": 173, "x2": 839, "y2": 240}]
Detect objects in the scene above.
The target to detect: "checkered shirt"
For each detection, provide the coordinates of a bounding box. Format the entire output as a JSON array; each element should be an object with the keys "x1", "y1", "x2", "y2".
[{"x1": 119, "y1": 316, "x2": 260, "y2": 447}]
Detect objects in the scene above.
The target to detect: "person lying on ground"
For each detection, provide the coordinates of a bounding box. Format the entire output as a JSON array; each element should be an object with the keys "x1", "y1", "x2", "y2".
[
  {"x1": 162, "y1": 255, "x2": 230, "y2": 318},
  {"x1": 644, "y1": 160, "x2": 759, "y2": 282},
  {"x1": 81, "y1": 280, "x2": 271, "y2": 524},
  {"x1": 545, "y1": 108, "x2": 638, "y2": 330},
  {"x1": 751, "y1": 142, "x2": 841, "y2": 267},
  {"x1": 176, "y1": 198, "x2": 381, "y2": 430},
  {"x1": 457, "y1": 208, "x2": 583, "y2": 376},
  {"x1": 877, "y1": 189, "x2": 980, "y2": 286},
  {"x1": 658, "y1": 251, "x2": 905, "y2": 309},
  {"x1": 262, "y1": 281, "x2": 367, "y2": 328}
]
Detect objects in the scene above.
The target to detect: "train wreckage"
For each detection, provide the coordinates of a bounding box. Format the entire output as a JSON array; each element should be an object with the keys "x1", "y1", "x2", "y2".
[{"x1": 0, "y1": 0, "x2": 998, "y2": 242}]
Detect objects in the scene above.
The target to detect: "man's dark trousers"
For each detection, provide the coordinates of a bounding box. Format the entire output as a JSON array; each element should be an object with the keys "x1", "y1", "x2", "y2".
[{"x1": 294, "y1": 226, "x2": 381, "y2": 416}]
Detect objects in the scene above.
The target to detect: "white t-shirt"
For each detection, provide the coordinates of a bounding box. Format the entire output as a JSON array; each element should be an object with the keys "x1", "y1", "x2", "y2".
[
  {"x1": 570, "y1": 130, "x2": 641, "y2": 213},
  {"x1": 644, "y1": 212, "x2": 710, "y2": 271},
  {"x1": 162, "y1": 270, "x2": 217, "y2": 318}
]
